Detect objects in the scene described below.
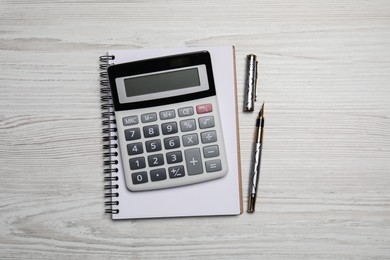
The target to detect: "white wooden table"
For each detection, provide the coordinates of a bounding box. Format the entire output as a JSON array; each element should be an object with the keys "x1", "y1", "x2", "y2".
[{"x1": 1, "y1": 1, "x2": 389, "y2": 259}]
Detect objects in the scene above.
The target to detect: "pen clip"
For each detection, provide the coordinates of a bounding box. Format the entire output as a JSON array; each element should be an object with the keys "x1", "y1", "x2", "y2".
[{"x1": 253, "y1": 60, "x2": 258, "y2": 101}]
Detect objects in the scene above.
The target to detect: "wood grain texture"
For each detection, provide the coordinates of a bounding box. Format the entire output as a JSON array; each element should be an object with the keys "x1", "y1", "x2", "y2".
[{"x1": 0, "y1": 0, "x2": 389, "y2": 259}]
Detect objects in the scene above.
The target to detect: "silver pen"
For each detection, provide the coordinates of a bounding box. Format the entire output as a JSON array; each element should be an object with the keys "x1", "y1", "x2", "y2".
[{"x1": 248, "y1": 103, "x2": 265, "y2": 213}]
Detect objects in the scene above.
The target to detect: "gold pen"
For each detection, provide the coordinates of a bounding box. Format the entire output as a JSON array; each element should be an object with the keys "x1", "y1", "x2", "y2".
[{"x1": 248, "y1": 103, "x2": 265, "y2": 213}]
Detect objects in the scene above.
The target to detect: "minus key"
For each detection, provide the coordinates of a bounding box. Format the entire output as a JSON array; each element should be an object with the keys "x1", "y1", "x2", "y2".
[{"x1": 203, "y1": 145, "x2": 220, "y2": 158}]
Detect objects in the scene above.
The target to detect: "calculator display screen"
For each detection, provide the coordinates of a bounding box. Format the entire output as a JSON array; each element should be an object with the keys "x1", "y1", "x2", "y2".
[
  {"x1": 124, "y1": 68, "x2": 201, "y2": 97},
  {"x1": 108, "y1": 51, "x2": 216, "y2": 110},
  {"x1": 115, "y1": 64, "x2": 209, "y2": 105}
]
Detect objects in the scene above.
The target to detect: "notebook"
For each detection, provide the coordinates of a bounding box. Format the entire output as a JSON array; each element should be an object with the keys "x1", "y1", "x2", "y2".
[{"x1": 100, "y1": 46, "x2": 242, "y2": 219}]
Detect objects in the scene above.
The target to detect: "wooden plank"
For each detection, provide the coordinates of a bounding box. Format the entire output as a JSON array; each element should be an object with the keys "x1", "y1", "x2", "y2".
[{"x1": 0, "y1": 0, "x2": 389, "y2": 258}]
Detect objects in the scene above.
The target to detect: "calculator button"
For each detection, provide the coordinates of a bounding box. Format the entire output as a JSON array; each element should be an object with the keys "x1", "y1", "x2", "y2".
[
  {"x1": 205, "y1": 159, "x2": 222, "y2": 172},
  {"x1": 182, "y1": 133, "x2": 199, "y2": 147},
  {"x1": 150, "y1": 169, "x2": 167, "y2": 182},
  {"x1": 201, "y1": 130, "x2": 217, "y2": 143},
  {"x1": 127, "y1": 142, "x2": 143, "y2": 155},
  {"x1": 196, "y1": 104, "x2": 213, "y2": 114},
  {"x1": 203, "y1": 145, "x2": 220, "y2": 158},
  {"x1": 159, "y1": 109, "x2": 176, "y2": 120},
  {"x1": 178, "y1": 107, "x2": 194, "y2": 117},
  {"x1": 123, "y1": 115, "x2": 139, "y2": 126},
  {"x1": 161, "y1": 122, "x2": 178, "y2": 135},
  {"x1": 147, "y1": 154, "x2": 164, "y2": 167},
  {"x1": 145, "y1": 139, "x2": 162, "y2": 152},
  {"x1": 198, "y1": 116, "x2": 215, "y2": 129},
  {"x1": 166, "y1": 151, "x2": 183, "y2": 164},
  {"x1": 124, "y1": 128, "x2": 141, "y2": 141},
  {"x1": 184, "y1": 148, "x2": 204, "y2": 175},
  {"x1": 143, "y1": 125, "x2": 159, "y2": 138},
  {"x1": 141, "y1": 112, "x2": 157, "y2": 123},
  {"x1": 180, "y1": 119, "x2": 197, "y2": 132},
  {"x1": 164, "y1": 136, "x2": 180, "y2": 149},
  {"x1": 129, "y1": 157, "x2": 146, "y2": 170},
  {"x1": 131, "y1": 172, "x2": 148, "y2": 185},
  {"x1": 168, "y1": 165, "x2": 185, "y2": 178}
]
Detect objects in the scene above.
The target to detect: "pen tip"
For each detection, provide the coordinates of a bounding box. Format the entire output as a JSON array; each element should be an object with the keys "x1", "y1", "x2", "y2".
[{"x1": 259, "y1": 102, "x2": 264, "y2": 117}]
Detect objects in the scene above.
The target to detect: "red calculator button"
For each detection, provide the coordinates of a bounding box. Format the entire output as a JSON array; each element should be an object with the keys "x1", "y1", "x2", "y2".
[{"x1": 196, "y1": 104, "x2": 213, "y2": 114}]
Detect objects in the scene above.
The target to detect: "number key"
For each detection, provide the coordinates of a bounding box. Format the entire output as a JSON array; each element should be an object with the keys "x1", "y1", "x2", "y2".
[
  {"x1": 129, "y1": 157, "x2": 146, "y2": 170},
  {"x1": 147, "y1": 154, "x2": 164, "y2": 167},
  {"x1": 127, "y1": 142, "x2": 143, "y2": 155},
  {"x1": 143, "y1": 125, "x2": 159, "y2": 138},
  {"x1": 131, "y1": 172, "x2": 148, "y2": 185},
  {"x1": 125, "y1": 128, "x2": 141, "y2": 141},
  {"x1": 145, "y1": 139, "x2": 162, "y2": 152},
  {"x1": 164, "y1": 136, "x2": 180, "y2": 149},
  {"x1": 162, "y1": 122, "x2": 178, "y2": 135},
  {"x1": 166, "y1": 151, "x2": 183, "y2": 164}
]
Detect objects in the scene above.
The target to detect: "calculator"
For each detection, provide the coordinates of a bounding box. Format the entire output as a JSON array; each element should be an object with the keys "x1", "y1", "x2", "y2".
[{"x1": 107, "y1": 51, "x2": 228, "y2": 191}]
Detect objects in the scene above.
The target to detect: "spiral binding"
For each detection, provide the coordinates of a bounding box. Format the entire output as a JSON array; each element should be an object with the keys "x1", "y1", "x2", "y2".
[{"x1": 100, "y1": 54, "x2": 120, "y2": 214}]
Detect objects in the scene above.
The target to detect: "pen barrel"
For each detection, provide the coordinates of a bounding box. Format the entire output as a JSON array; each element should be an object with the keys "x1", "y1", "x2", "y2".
[
  {"x1": 244, "y1": 54, "x2": 258, "y2": 112},
  {"x1": 249, "y1": 142, "x2": 262, "y2": 194},
  {"x1": 248, "y1": 105, "x2": 264, "y2": 213}
]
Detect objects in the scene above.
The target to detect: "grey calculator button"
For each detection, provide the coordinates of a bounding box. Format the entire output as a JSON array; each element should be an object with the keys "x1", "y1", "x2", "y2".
[
  {"x1": 205, "y1": 159, "x2": 222, "y2": 172},
  {"x1": 178, "y1": 107, "x2": 194, "y2": 117},
  {"x1": 168, "y1": 165, "x2": 185, "y2": 178},
  {"x1": 161, "y1": 122, "x2": 178, "y2": 135},
  {"x1": 129, "y1": 157, "x2": 146, "y2": 170},
  {"x1": 184, "y1": 148, "x2": 204, "y2": 175},
  {"x1": 141, "y1": 112, "x2": 157, "y2": 123},
  {"x1": 164, "y1": 136, "x2": 180, "y2": 149},
  {"x1": 145, "y1": 139, "x2": 162, "y2": 152},
  {"x1": 131, "y1": 171, "x2": 148, "y2": 185},
  {"x1": 166, "y1": 151, "x2": 183, "y2": 164},
  {"x1": 201, "y1": 130, "x2": 217, "y2": 143},
  {"x1": 199, "y1": 116, "x2": 215, "y2": 129},
  {"x1": 180, "y1": 119, "x2": 196, "y2": 132},
  {"x1": 127, "y1": 142, "x2": 143, "y2": 155},
  {"x1": 147, "y1": 154, "x2": 164, "y2": 167},
  {"x1": 150, "y1": 168, "x2": 167, "y2": 182},
  {"x1": 203, "y1": 145, "x2": 220, "y2": 158},
  {"x1": 124, "y1": 128, "x2": 141, "y2": 141},
  {"x1": 159, "y1": 109, "x2": 176, "y2": 120},
  {"x1": 182, "y1": 133, "x2": 199, "y2": 147},
  {"x1": 143, "y1": 125, "x2": 159, "y2": 138},
  {"x1": 123, "y1": 115, "x2": 139, "y2": 126}
]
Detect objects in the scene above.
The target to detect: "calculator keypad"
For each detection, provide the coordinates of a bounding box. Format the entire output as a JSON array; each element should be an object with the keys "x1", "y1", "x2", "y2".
[{"x1": 116, "y1": 98, "x2": 228, "y2": 191}]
